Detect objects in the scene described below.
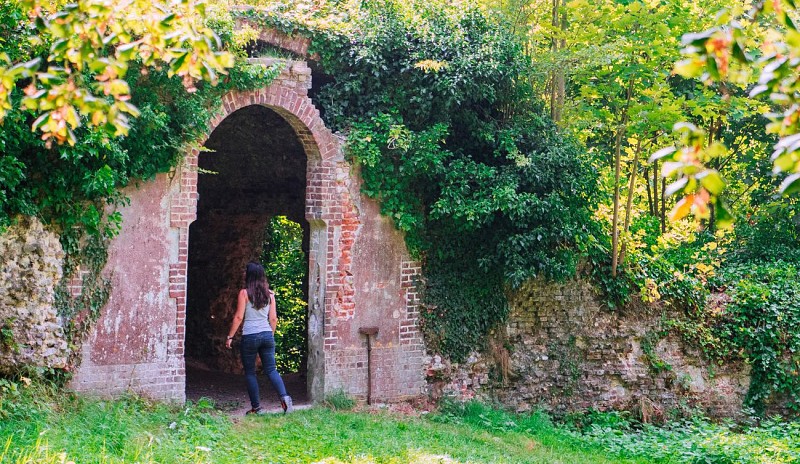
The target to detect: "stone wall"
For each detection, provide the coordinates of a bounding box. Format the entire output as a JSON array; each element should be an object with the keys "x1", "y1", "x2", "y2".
[
  {"x1": 0, "y1": 217, "x2": 68, "y2": 374},
  {"x1": 427, "y1": 279, "x2": 750, "y2": 419}
]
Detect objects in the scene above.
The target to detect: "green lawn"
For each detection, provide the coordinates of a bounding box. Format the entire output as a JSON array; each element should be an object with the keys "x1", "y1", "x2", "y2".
[
  {"x1": 4, "y1": 381, "x2": 798, "y2": 463},
  {"x1": 220, "y1": 408, "x2": 643, "y2": 463},
  {"x1": 0, "y1": 384, "x2": 643, "y2": 463}
]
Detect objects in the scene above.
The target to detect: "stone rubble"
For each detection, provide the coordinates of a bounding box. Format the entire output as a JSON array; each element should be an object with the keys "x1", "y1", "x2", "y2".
[{"x1": 0, "y1": 216, "x2": 69, "y2": 374}]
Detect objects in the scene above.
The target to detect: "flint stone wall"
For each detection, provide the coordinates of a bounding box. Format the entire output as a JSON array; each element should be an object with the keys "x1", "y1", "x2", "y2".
[
  {"x1": 0, "y1": 217, "x2": 68, "y2": 374},
  {"x1": 427, "y1": 278, "x2": 750, "y2": 419}
]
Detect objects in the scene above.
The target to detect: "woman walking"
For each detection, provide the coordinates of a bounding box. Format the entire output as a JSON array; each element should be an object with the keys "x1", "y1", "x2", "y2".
[{"x1": 226, "y1": 262, "x2": 293, "y2": 415}]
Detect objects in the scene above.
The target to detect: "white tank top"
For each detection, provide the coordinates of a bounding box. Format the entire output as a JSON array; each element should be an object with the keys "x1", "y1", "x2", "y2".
[{"x1": 242, "y1": 292, "x2": 273, "y2": 335}]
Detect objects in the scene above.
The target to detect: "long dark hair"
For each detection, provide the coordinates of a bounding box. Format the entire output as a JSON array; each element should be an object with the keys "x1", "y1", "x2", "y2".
[{"x1": 245, "y1": 262, "x2": 271, "y2": 309}]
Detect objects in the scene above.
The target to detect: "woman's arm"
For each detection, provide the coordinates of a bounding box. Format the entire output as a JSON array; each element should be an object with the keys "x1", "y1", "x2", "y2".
[
  {"x1": 269, "y1": 291, "x2": 277, "y2": 332},
  {"x1": 226, "y1": 289, "x2": 247, "y2": 349}
]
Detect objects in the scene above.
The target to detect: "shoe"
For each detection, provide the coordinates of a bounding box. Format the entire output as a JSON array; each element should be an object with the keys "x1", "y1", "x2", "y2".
[
  {"x1": 246, "y1": 407, "x2": 267, "y2": 415},
  {"x1": 280, "y1": 395, "x2": 293, "y2": 414}
]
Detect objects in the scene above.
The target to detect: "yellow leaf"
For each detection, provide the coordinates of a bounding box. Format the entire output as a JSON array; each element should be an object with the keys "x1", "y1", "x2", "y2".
[{"x1": 669, "y1": 195, "x2": 694, "y2": 221}]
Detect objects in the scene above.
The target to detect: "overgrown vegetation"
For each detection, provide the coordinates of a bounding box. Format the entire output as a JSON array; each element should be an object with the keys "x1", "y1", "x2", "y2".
[
  {"x1": 468, "y1": 0, "x2": 800, "y2": 416},
  {"x1": 1, "y1": 380, "x2": 650, "y2": 463},
  {"x1": 268, "y1": 0, "x2": 601, "y2": 362},
  {"x1": 436, "y1": 400, "x2": 800, "y2": 463},
  {"x1": 570, "y1": 409, "x2": 800, "y2": 463},
  {"x1": 0, "y1": 2, "x2": 280, "y2": 375},
  {"x1": 3, "y1": 0, "x2": 800, "y2": 421}
]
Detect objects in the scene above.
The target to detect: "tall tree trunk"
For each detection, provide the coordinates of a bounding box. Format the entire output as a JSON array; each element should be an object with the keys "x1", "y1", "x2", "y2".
[
  {"x1": 619, "y1": 138, "x2": 643, "y2": 265},
  {"x1": 707, "y1": 119, "x2": 717, "y2": 233},
  {"x1": 652, "y1": 159, "x2": 659, "y2": 219},
  {"x1": 550, "y1": 0, "x2": 566, "y2": 122},
  {"x1": 611, "y1": 78, "x2": 635, "y2": 277},
  {"x1": 661, "y1": 177, "x2": 667, "y2": 233},
  {"x1": 644, "y1": 166, "x2": 653, "y2": 215}
]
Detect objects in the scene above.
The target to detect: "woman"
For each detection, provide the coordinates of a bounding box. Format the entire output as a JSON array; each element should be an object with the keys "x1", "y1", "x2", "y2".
[{"x1": 226, "y1": 261, "x2": 293, "y2": 415}]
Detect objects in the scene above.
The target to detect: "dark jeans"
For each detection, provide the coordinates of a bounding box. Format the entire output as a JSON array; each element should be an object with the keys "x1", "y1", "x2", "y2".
[{"x1": 240, "y1": 330, "x2": 288, "y2": 409}]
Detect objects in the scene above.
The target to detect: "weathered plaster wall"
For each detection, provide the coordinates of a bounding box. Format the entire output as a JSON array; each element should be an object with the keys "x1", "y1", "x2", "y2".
[
  {"x1": 322, "y1": 171, "x2": 427, "y2": 401},
  {"x1": 70, "y1": 174, "x2": 186, "y2": 400},
  {"x1": 428, "y1": 279, "x2": 750, "y2": 419},
  {"x1": 0, "y1": 217, "x2": 68, "y2": 374}
]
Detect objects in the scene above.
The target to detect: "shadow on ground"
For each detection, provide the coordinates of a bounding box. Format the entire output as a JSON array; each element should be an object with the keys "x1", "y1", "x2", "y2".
[{"x1": 186, "y1": 365, "x2": 309, "y2": 415}]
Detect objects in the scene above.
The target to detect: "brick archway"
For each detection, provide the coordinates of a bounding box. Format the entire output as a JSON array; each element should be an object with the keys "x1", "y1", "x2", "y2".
[
  {"x1": 68, "y1": 57, "x2": 424, "y2": 402},
  {"x1": 169, "y1": 62, "x2": 353, "y2": 401}
]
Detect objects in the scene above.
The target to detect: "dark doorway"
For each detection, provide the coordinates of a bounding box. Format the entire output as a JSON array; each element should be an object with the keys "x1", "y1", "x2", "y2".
[{"x1": 185, "y1": 105, "x2": 309, "y2": 411}]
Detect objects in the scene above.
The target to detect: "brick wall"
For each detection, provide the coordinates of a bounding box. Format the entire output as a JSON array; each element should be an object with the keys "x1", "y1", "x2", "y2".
[{"x1": 69, "y1": 173, "x2": 187, "y2": 401}]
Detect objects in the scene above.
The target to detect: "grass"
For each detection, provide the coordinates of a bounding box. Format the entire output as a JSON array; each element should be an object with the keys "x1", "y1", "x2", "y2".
[
  {"x1": 222, "y1": 408, "x2": 642, "y2": 463},
  {"x1": 0, "y1": 381, "x2": 640, "y2": 464},
  {"x1": 2, "y1": 379, "x2": 798, "y2": 463},
  {"x1": 574, "y1": 412, "x2": 800, "y2": 463}
]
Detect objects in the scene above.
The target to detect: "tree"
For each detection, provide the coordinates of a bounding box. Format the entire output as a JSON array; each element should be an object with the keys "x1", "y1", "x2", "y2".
[
  {"x1": 0, "y1": 0, "x2": 233, "y2": 146},
  {"x1": 658, "y1": 1, "x2": 800, "y2": 222},
  {"x1": 551, "y1": 0, "x2": 746, "y2": 273}
]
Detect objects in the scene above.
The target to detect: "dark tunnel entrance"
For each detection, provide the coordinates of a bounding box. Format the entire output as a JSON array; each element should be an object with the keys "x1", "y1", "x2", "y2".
[{"x1": 185, "y1": 105, "x2": 309, "y2": 410}]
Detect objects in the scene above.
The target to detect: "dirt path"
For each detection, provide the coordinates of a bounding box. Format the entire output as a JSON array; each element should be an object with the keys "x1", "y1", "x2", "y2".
[{"x1": 185, "y1": 366, "x2": 309, "y2": 416}]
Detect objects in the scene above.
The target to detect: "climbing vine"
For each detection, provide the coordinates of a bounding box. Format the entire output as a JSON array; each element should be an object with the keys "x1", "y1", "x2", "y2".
[
  {"x1": 715, "y1": 262, "x2": 800, "y2": 414},
  {"x1": 54, "y1": 228, "x2": 111, "y2": 373}
]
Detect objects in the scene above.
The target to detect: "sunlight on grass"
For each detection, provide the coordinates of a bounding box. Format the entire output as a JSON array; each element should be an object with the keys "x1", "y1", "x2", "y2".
[
  {"x1": 311, "y1": 451, "x2": 463, "y2": 463},
  {"x1": 2, "y1": 383, "x2": 797, "y2": 463}
]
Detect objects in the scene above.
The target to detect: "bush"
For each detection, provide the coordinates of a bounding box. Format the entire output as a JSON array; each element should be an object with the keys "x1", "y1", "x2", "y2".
[
  {"x1": 262, "y1": 216, "x2": 307, "y2": 373},
  {"x1": 577, "y1": 415, "x2": 800, "y2": 463},
  {"x1": 716, "y1": 262, "x2": 800, "y2": 413}
]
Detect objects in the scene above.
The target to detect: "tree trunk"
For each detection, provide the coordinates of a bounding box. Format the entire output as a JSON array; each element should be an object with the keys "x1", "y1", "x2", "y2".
[
  {"x1": 644, "y1": 166, "x2": 653, "y2": 215},
  {"x1": 652, "y1": 159, "x2": 659, "y2": 219},
  {"x1": 611, "y1": 77, "x2": 635, "y2": 277},
  {"x1": 619, "y1": 138, "x2": 643, "y2": 265},
  {"x1": 550, "y1": 0, "x2": 566, "y2": 123},
  {"x1": 661, "y1": 177, "x2": 667, "y2": 233}
]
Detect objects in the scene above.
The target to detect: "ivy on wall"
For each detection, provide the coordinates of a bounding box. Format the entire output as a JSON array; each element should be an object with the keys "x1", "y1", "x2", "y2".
[
  {"x1": 633, "y1": 206, "x2": 800, "y2": 416},
  {"x1": 304, "y1": 0, "x2": 601, "y2": 362}
]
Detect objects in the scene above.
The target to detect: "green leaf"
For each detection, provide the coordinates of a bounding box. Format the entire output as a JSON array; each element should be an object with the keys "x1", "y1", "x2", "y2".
[
  {"x1": 731, "y1": 40, "x2": 749, "y2": 63},
  {"x1": 773, "y1": 153, "x2": 798, "y2": 173},
  {"x1": 697, "y1": 170, "x2": 725, "y2": 196},
  {"x1": 648, "y1": 146, "x2": 676, "y2": 163},
  {"x1": 674, "y1": 58, "x2": 703, "y2": 78},
  {"x1": 681, "y1": 30, "x2": 714, "y2": 47},
  {"x1": 778, "y1": 173, "x2": 800, "y2": 195},
  {"x1": 713, "y1": 198, "x2": 734, "y2": 229},
  {"x1": 706, "y1": 54, "x2": 720, "y2": 80}
]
